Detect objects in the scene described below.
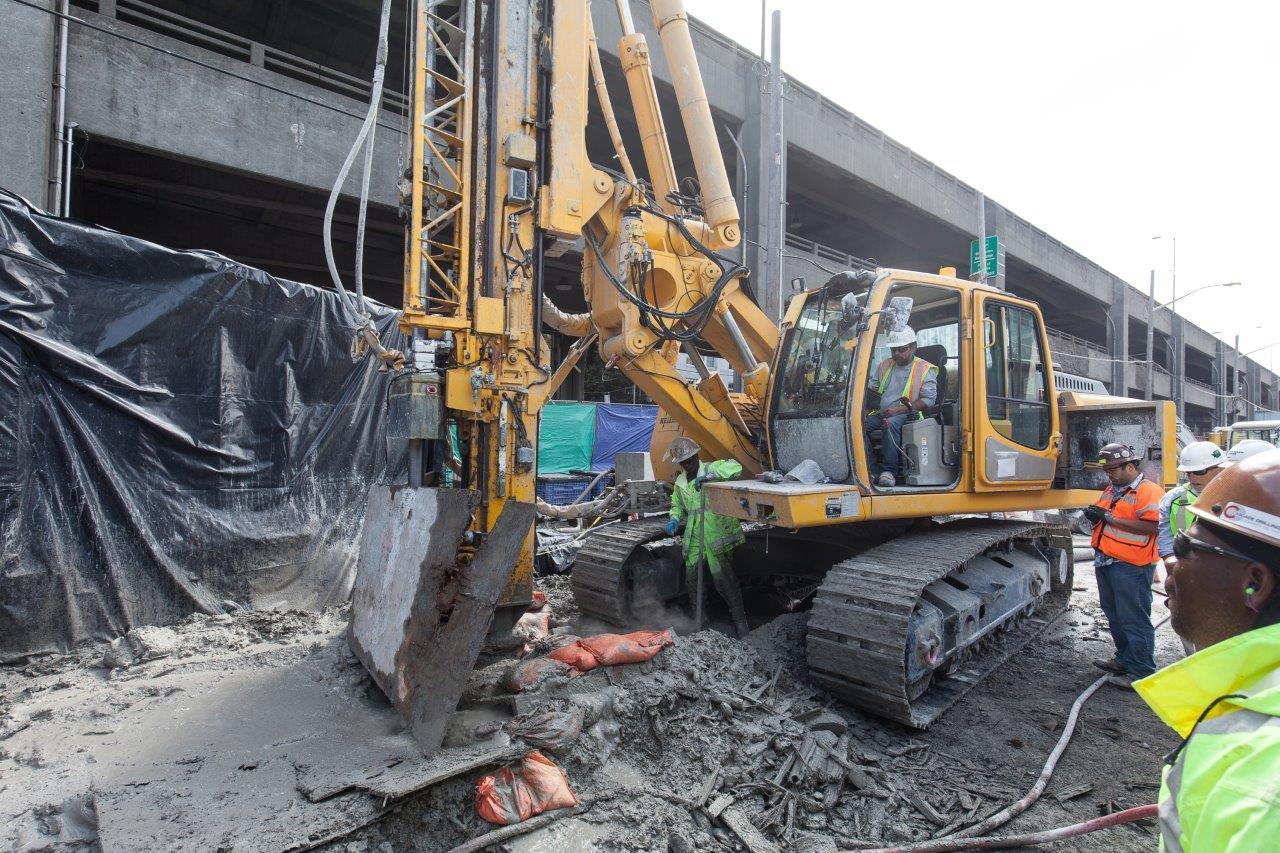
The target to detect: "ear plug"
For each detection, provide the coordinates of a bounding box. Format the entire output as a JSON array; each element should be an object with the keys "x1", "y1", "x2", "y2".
[{"x1": 1246, "y1": 585, "x2": 1259, "y2": 596}]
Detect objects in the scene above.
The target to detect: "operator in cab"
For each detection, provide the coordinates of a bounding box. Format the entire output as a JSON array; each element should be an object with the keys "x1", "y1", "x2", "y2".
[
  {"x1": 1083, "y1": 443, "x2": 1164, "y2": 688},
  {"x1": 663, "y1": 437, "x2": 749, "y2": 637},
  {"x1": 864, "y1": 326, "x2": 937, "y2": 487},
  {"x1": 1135, "y1": 449, "x2": 1280, "y2": 851}
]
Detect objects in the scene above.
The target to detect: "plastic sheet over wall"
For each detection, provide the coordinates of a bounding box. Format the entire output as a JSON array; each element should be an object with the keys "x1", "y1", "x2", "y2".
[
  {"x1": 591, "y1": 403, "x2": 658, "y2": 471},
  {"x1": 0, "y1": 190, "x2": 403, "y2": 661}
]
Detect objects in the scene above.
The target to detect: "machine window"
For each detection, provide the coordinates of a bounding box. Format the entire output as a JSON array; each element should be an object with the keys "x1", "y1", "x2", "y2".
[
  {"x1": 984, "y1": 301, "x2": 1050, "y2": 449},
  {"x1": 776, "y1": 289, "x2": 869, "y2": 418}
]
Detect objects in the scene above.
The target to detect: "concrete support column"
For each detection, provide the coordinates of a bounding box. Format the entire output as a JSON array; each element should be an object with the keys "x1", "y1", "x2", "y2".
[
  {"x1": 751, "y1": 11, "x2": 785, "y2": 321},
  {"x1": 1, "y1": 0, "x2": 56, "y2": 207},
  {"x1": 1107, "y1": 278, "x2": 1128, "y2": 396},
  {"x1": 978, "y1": 197, "x2": 1007, "y2": 291},
  {"x1": 1172, "y1": 314, "x2": 1185, "y2": 419}
]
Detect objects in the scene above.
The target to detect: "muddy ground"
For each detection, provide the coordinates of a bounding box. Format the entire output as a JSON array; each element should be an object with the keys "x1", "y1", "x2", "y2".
[{"x1": 0, "y1": 556, "x2": 1181, "y2": 851}]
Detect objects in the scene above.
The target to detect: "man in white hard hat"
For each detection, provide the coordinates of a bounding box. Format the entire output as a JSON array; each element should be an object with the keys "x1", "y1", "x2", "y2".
[
  {"x1": 864, "y1": 327, "x2": 937, "y2": 487},
  {"x1": 1157, "y1": 441, "x2": 1227, "y2": 573},
  {"x1": 1224, "y1": 438, "x2": 1276, "y2": 467}
]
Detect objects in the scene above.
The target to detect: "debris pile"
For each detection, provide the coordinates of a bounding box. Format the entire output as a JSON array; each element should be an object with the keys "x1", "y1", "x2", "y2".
[{"x1": 1, "y1": 567, "x2": 1175, "y2": 852}]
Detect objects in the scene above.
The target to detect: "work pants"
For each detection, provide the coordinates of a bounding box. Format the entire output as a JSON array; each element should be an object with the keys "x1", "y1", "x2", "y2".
[
  {"x1": 864, "y1": 412, "x2": 912, "y2": 477},
  {"x1": 1095, "y1": 560, "x2": 1156, "y2": 677},
  {"x1": 685, "y1": 547, "x2": 747, "y2": 627}
]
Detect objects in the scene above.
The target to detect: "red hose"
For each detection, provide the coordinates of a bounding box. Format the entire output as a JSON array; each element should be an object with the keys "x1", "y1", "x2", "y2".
[{"x1": 854, "y1": 804, "x2": 1157, "y2": 852}]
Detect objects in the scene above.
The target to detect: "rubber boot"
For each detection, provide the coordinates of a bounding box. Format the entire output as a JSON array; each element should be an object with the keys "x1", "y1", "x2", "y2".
[{"x1": 709, "y1": 557, "x2": 750, "y2": 638}]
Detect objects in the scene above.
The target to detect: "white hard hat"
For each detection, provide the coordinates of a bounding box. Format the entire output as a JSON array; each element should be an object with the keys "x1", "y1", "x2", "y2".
[
  {"x1": 1225, "y1": 438, "x2": 1275, "y2": 467},
  {"x1": 884, "y1": 326, "x2": 917, "y2": 348},
  {"x1": 1177, "y1": 440, "x2": 1226, "y2": 472},
  {"x1": 664, "y1": 436, "x2": 701, "y2": 464}
]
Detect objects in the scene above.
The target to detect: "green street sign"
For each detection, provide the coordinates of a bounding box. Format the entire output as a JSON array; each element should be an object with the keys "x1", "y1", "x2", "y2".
[{"x1": 970, "y1": 235, "x2": 1004, "y2": 278}]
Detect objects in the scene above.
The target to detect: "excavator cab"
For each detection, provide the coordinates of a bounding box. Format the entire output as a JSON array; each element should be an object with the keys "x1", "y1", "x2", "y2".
[{"x1": 708, "y1": 268, "x2": 1081, "y2": 527}]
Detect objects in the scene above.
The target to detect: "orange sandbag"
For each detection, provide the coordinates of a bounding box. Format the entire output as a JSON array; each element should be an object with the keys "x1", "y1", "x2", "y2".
[
  {"x1": 547, "y1": 628, "x2": 675, "y2": 672},
  {"x1": 476, "y1": 751, "x2": 578, "y2": 825},
  {"x1": 503, "y1": 656, "x2": 574, "y2": 691}
]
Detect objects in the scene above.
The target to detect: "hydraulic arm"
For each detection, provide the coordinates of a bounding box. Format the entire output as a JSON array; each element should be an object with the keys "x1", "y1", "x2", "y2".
[{"x1": 391, "y1": 0, "x2": 781, "y2": 631}]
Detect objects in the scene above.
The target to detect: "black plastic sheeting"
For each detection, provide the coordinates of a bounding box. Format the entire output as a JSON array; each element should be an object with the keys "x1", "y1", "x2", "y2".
[{"x1": 0, "y1": 189, "x2": 404, "y2": 661}]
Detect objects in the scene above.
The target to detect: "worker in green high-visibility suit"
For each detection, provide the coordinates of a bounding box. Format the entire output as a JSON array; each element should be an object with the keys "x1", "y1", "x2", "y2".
[{"x1": 663, "y1": 436, "x2": 749, "y2": 636}]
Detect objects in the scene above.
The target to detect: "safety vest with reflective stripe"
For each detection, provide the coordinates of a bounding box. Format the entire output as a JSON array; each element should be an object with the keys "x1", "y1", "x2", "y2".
[
  {"x1": 1090, "y1": 477, "x2": 1164, "y2": 565},
  {"x1": 1135, "y1": 623, "x2": 1280, "y2": 852},
  {"x1": 670, "y1": 459, "x2": 745, "y2": 569},
  {"x1": 875, "y1": 356, "x2": 934, "y2": 421},
  {"x1": 1169, "y1": 487, "x2": 1196, "y2": 538}
]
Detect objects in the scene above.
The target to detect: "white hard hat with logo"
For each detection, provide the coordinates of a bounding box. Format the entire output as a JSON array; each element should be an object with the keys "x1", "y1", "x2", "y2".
[
  {"x1": 1177, "y1": 440, "x2": 1226, "y2": 473},
  {"x1": 884, "y1": 326, "x2": 917, "y2": 348},
  {"x1": 1225, "y1": 438, "x2": 1275, "y2": 467}
]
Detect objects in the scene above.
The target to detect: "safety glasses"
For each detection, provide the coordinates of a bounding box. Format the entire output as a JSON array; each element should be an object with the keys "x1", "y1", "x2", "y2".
[
  {"x1": 1186, "y1": 468, "x2": 1215, "y2": 477},
  {"x1": 1173, "y1": 531, "x2": 1258, "y2": 565},
  {"x1": 890, "y1": 346, "x2": 912, "y2": 354}
]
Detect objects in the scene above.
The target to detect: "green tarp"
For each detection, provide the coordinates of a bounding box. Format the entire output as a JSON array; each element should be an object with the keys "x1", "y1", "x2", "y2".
[{"x1": 537, "y1": 402, "x2": 597, "y2": 474}]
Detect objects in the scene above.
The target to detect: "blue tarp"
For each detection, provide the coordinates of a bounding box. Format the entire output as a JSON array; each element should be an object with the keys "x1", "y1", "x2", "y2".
[{"x1": 590, "y1": 403, "x2": 658, "y2": 471}]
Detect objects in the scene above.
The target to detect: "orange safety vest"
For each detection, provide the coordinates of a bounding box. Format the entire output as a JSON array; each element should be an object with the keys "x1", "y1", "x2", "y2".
[
  {"x1": 1090, "y1": 477, "x2": 1164, "y2": 566},
  {"x1": 876, "y1": 356, "x2": 934, "y2": 420}
]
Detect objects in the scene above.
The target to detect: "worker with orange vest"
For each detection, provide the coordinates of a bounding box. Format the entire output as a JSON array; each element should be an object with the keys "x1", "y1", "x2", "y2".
[
  {"x1": 864, "y1": 326, "x2": 937, "y2": 488},
  {"x1": 1082, "y1": 442, "x2": 1165, "y2": 687}
]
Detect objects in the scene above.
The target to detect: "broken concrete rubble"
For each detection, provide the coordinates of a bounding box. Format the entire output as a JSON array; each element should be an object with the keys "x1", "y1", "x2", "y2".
[{"x1": 0, "y1": 564, "x2": 1180, "y2": 851}]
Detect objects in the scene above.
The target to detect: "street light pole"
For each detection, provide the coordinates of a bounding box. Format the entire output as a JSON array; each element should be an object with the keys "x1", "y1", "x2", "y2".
[
  {"x1": 1153, "y1": 234, "x2": 1177, "y2": 308},
  {"x1": 1146, "y1": 270, "x2": 1155, "y2": 401}
]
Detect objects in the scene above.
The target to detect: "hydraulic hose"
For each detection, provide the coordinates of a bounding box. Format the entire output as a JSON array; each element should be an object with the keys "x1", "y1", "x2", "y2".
[
  {"x1": 541, "y1": 294, "x2": 593, "y2": 337},
  {"x1": 859, "y1": 674, "x2": 1155, "y2": 853},
  {"x1": 852, "y1": 805, "x2": 1157, "y2": 853},
  {"x1": 322, "y1": 0, "x2": 393, "y2": 315}
]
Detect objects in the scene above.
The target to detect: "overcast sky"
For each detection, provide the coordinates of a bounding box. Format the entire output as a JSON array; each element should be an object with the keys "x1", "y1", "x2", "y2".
[{"x1": 684, "y1": 0, "x2": 1279, "y2": 365}]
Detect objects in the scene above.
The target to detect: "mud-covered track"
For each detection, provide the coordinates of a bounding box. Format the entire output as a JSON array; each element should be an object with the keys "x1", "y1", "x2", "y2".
[
  {"x1": 570, "y1": 519, "x2": 670, "y2": 624},
  {"x1": 807, "y1": 519, "x2": 1071, "y2": 728}
]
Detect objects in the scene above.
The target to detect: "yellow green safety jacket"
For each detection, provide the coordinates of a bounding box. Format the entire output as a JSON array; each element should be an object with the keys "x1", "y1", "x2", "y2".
[
  {"x1": 1134, "y1": 622, "x2": 1280, "y2": 851},
  {"x1": 669, "y1": 459, "x2": 744, "y2": 569}
]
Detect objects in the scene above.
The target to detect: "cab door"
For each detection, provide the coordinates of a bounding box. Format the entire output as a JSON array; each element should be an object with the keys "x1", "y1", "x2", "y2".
[{"x1": 972, "y1": 292, "x2": 1060, "y2": 491}]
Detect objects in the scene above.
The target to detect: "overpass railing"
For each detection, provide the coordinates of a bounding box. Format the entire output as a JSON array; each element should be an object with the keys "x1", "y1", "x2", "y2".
[{"x1": 76, "y1": 0, "x2": 409, "y2": 113}]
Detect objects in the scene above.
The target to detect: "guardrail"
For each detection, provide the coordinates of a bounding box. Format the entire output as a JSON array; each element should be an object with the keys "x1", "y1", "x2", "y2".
[
  {"x1": 80, "y1": 0, "x2": 408, "y2": 113},
  {"x1": 1046, "y1": 327, "x2": 1108, "y2": 356}
]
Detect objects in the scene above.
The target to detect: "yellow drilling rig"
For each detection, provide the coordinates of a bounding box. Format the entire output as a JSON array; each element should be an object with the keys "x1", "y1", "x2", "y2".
[{"x1": 348, "y1": 0, "x2": 1176, "y2": 753}]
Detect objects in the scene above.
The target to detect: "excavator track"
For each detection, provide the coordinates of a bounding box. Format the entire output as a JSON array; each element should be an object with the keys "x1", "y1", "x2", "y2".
[
  {"x1": 571, "y1": 519, "x2": 672, "y2": 624},
  {"x1": 807, "y1": 518, "x2": 1073, "y2": 729}
]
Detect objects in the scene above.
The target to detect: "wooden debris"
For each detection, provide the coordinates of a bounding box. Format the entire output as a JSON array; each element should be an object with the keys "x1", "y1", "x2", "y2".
[
  {"x1": 720, "y1": 805, "x2": 780, "y2": 853},
  {"x1": 1055, "y1": 781, "x2": 1095, "y2": 802},
  {"x1": 905, "y1": 789, "x2": 947, "y2": 827},
  {"x1": 706, "y1": 793, "x2": 735, "y2": 820}
]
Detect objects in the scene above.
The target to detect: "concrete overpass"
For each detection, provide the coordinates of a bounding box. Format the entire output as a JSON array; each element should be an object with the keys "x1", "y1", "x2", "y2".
[{"x1": 3, "y1": 0, "x2": 1272, "y2": 433}]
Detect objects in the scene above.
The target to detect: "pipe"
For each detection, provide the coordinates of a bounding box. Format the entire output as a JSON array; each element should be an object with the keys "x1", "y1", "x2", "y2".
[
  {"x1": 541, "y1": 294, "x2": 593, "y2": 337},
  {"x1": 587, "y1": 12, "x2": 637, "y2": 186},
  {"x1": 61, "y1": 122, "x2": 77, "y2": 217},
  {"x1": 649, "y1": 0, "x2": 741, "y2": 248},
  {"x1": 48, "y1": 0, "x2": 70, "y2": 214}
]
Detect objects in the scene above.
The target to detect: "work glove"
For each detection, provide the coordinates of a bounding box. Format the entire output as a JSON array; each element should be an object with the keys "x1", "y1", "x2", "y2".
[
  {"x1": 694, "y1": 471, "x2": 719, "y2": 487},
  {"x1": 663, "y1": 517, "x2": 680, "y2": 536},
  {"x1": 1081, "y1": 505, "x2": 1109, "y2": 525}
]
